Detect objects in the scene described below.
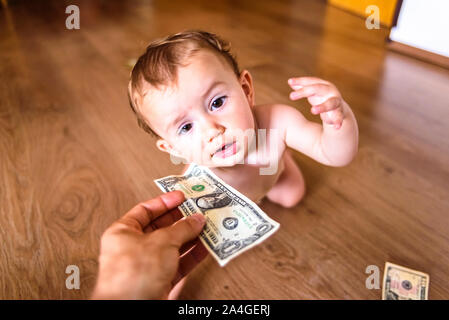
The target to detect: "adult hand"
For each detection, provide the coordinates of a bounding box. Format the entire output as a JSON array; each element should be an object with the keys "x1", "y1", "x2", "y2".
[{"x1": 91, "y1": 190, "x2": 207, "y2": 299}]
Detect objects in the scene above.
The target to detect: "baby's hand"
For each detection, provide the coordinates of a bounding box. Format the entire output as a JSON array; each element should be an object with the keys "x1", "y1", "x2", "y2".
[{"x1": 288, "y1": 77, "x2": 345, "y2": 130}]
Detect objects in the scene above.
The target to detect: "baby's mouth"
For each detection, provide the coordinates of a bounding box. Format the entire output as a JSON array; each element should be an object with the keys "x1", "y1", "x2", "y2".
[{"x1": 211, "y1": 141, "x2": 238, "y2": 159}]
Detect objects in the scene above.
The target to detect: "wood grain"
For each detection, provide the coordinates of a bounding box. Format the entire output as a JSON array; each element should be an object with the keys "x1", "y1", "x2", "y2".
[{"x1": 0, "y1": 0, "x2": 448, "y2": 299}]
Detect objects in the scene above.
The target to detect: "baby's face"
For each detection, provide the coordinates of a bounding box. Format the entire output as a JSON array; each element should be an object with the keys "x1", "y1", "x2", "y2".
[{"x1": 140, "y1": 50, "x2": 256, "y2": 167}]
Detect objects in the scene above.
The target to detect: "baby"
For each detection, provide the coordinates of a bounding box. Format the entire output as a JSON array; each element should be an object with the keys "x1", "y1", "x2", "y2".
[{"x1": 128, "y1": 31, "x2": 359, "y2": 208}]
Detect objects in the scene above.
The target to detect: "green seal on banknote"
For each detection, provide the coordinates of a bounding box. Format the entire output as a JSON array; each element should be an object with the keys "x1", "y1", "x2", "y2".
[{"x1": 192, "y1": 184, "x2": 205, "y2": 191}]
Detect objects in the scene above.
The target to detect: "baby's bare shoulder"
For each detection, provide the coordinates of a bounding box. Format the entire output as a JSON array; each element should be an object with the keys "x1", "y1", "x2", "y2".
[{"x1": 253, "y1": 103, "x2": 306, "y2": 129}]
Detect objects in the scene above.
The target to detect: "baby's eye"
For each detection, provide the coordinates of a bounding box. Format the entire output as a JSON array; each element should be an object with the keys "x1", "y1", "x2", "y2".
[
  {"x1": 210, "y1": 96, "x2": 227, "y2": 111},
  {"x1": 178, "y1": 123, "x2": 192, "y2": 135}
]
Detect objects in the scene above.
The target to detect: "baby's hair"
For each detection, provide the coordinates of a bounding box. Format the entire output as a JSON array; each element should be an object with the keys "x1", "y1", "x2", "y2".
[{"x1": 128, "y1": 30, "x2": 241, "y2": 137}]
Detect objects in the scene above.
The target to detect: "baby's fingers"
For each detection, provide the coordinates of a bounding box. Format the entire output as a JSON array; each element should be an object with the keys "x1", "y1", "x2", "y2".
[
  {"x1": 311, "y1": 96, "x2": 341, "y2": 114},
  {"x1": 289, "y1": 83, "x2": 331, "y2": 100},
  {"x1": 288, "y1": 77, "x2": 329, "y2": 87}
]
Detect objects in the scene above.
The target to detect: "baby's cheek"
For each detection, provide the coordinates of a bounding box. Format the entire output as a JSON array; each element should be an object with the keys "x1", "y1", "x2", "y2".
[
  {"x1": 233, "y1": 108, "x2": 255, "y2": 130},
  {"x1": 178, "y1": 140, "x2": 210, "y2": 165}
]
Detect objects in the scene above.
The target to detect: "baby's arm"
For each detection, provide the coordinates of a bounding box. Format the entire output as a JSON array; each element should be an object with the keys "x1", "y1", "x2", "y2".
[{"x1": 277, "y1": 77, "x2": 359, "y2": 167}]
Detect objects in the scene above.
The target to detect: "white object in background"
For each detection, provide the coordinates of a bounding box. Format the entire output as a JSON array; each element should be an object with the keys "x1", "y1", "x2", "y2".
[{"x1": 389, "y1": 0, "x2": 449, "y2": 58}]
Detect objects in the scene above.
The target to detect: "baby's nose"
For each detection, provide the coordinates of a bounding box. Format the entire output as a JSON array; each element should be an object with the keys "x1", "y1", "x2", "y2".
[
  {"x1": 203, "y1": 123, "x2": 224, "y2": 143},
  {"x1": 205, "y1": 127, "x2": 224, "y2": 143}
]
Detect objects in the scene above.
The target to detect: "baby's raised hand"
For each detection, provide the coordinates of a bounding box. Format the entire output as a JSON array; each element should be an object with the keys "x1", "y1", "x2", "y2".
[{"x1": 288, "y1": 77, "x2": 345, "y2": 130}]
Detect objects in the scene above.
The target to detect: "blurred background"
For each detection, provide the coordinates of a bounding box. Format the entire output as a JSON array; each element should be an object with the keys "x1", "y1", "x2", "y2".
[{"x1": 1, "y1": 0, "x2": 448, "y2": 299}]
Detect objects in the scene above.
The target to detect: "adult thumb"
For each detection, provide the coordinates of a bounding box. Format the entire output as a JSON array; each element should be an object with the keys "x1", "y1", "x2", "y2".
[{"x1": 166, "y1": 214, "x2": 206, "y2": 247}]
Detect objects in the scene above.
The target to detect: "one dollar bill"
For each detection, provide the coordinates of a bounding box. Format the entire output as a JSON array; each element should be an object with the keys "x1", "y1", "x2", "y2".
[
  {"x1": 154, "y1": 163, "x2": 280, "y2": 267},
  {"x1": 382, "y1": 262, "x2": 429, "y2": 300}
]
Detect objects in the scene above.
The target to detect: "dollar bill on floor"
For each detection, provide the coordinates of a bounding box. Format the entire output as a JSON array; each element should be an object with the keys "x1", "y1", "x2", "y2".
[
  {"x1": 382, "y1": 262, "x2": 429, "y2": 300},
  {"x1": 154, "y1": 163, "x2": 280, "y2": 267}
]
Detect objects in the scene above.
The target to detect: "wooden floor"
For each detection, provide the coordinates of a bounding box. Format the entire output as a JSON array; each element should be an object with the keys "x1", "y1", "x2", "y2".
[{"x1": 1, "y1": 0, "x2": 449, "y2": 299}]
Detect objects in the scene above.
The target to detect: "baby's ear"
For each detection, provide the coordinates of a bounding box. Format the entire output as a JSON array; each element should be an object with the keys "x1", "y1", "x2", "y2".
[
  {"x1": 156, "y1": 139, "x2": 173, "y2": 154},
  {"x1": 239, "y1": 69, "x2": 255, "y2": 107},
  {"x1": 156, "y1": 139, "x2": 183, "y2": 158}
]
